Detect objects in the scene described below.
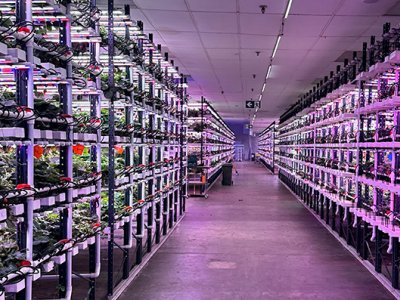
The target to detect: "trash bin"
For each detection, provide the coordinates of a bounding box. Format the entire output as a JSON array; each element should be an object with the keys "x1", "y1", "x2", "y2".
[{"x1": 222, "y1": 163, "x2": 233, "y2": 186}]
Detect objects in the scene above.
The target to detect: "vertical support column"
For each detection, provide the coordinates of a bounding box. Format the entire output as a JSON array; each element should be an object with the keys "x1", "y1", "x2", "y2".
[
  {"x1": 155, "y1": 179, "x2": 162, "y2": 243},
  {"x1": 14, "y1": 0, "x2": 34, "y2": 298},
  {"x1": 325, "y1": 197, "x2": 330, "y2": 225},
  {"x1": 320, "y1": 194, "x2": 324, "y2": 219},
  {"x1": 107, "y1": 0, "x2": 116, "y2": 296},
  {"x1": 346, "y1": 208, "x2": 352, "y2": 245},
  {"x1": 58, "y1": 4, "x2": 73, "y2": 298},
  {"x1": 356, "y1": 216, "x2": 362, "y2": 254},
  {"x1": 136, "y1": 146, "x2": 145, "y2": 264},
  {"x1": 362, "y1": 221, "x2": 369, "y2": 260},
  {"x1": 136, "y1": 208, "x2": 144, "y2": 264},
  {"x1": 375, "y1": 227, "x2": 382, "y2": 273},
  {"x1": 331, "y1": 201, "x2": 336, "y2": 231},
  {"x1": 88, "y1": 1, "x2": 101, "y2": 297},
  {"x1": 339, "y1": 206, "x2": 344, "y2": 237},
  {"x1": 147, "y1": 168, "x2": 154, "y2": 253},
  {"x1": 162, "y1": 158, "x2": 169, "y2": 235},
  {"x1": 392, "y1": 237, "x2": 399, "y2": 289}
]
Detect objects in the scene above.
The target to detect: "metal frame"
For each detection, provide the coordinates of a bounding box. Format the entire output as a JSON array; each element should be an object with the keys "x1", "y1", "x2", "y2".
[
  {"x1": 0, "y1": 1, "x2": 188, "y2": 299},
  {"x1": 267, "y1": 23, "x2": 400, "y2": 297}
]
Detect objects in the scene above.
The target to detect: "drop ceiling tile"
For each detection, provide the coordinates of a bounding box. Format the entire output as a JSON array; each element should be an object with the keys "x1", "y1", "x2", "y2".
[
  {"x1": 279, "y1": 36, "x2": 319, "y2": 50},
  {"x1": 159, "y1": 31, "x2": 202, "y2": 47},
  {"x1": 290, "y1": 0, "x2": 342, "y2": 15},
  {"x1": 207, "y1": 48, "x2": 240, "y2": 60},
  {"x1": 187, "y1": 0, "x2": 237, "y2": 12},
  {"x1": 192, "y1": 80, "x2": 221, "y2": 92},
  {"x1": 240, "y1": 14, "x2": 282, "y2": 35},
  {"x1": 312, "y1": 36, "x2": 359, "y2": 51},
  {"x1": 200, "y1": 33, "x2": 239, "y2": 49},
  {"x1": 348, "y1": 36, "x2": 370, "y2": 51},
  {"x1": 337, "y1": 0, "x2": 399, "y2": 16},
  {"x1": 133, "y1": 0, "x2": 187, "y2": 11},
  {"x1": 240, "y1": 34, "x2": 275, "y2": 50},
  {"x1": 144, "y1": 11, "x2": 196, "y2": 32},
  {"x1": 238, "y1": 0, "x2": 286, "y2": 14},
  {"x1": 193, "y1": 12, "x2": 238, "y2": 33},
  {"x1": 129, "y1": 9, "x2": 155, "y2": 30},
  {"x1": 143, "y1": 30, "x2": 163, "y2": 44},
  {"x1": 324, "y1": 16, "x2": 378, "y2": 37},
  {"x1": 284, "y1": 15, "x2": 331, "y2": 37},
  {"x1": 273, "y1": 49, "x2": 308, "y2": 65},
  {"x1": 220, "y1": 81, "x2": 243, "y2": 93},
  {"x1": 240, "y1": 48, "x2": 271, "y2": 60},
  {"x1": 366, "y1": 16, "x2": 400, "y2": 37}
]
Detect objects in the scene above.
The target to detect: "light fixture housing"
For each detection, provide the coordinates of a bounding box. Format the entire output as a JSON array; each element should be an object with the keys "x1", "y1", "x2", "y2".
[
  {"x1": 272, "y1": 35, "x2": 282, "y2": 58},
  {"x1": 284, "y1": 0, "x2": 293, "y2": 19}
]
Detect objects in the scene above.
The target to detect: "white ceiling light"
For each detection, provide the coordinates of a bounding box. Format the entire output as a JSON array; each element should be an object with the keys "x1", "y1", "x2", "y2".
[
  {"x1": 272, "y1": 35, "x2": 281, "y2": 58},
  {"x1": 266, "y1": 65, "x2": 272, "y2": 79},
  {"x1": 284, "y1": 0, "x2": 293, "y2": 19},
  {"x1": 259, "y1": 94, "x2": 262, "y2": 101},
  {"x1": 262, "y1": 82, "x2": 266, "y2": 93}
]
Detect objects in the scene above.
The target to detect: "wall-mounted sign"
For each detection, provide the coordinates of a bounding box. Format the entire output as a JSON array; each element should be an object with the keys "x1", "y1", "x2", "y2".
[{"x1": 245, "y1": 100, "x2": 255, "y2": 109}]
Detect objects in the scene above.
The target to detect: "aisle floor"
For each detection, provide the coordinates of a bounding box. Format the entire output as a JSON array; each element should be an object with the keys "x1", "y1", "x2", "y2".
[{"x1": 120, "y1": 162, "x2": 394, "y2": 300}]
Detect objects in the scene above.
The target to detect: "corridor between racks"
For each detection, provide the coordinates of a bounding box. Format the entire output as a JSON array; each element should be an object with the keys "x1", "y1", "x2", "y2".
[{"x1": 118, "y1": 162, "x2": 393, "y2": 300}]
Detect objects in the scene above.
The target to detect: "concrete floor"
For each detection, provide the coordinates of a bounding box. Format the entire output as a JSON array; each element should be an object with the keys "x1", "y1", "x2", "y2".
[{"x1": 119, "y1": 162, "x2": 394, "y2": 300}]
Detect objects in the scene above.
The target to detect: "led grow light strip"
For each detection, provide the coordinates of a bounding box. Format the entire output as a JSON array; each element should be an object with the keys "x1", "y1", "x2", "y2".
[
  {"x1": 272, "y1": 35, "x2": 281, "y2": 59},
  {"x1": 266, "y1": 65, "x2": 272, "y2": 79},
  {"x1": 284, "y1": 0, "x2": 293, "y2": 19}
]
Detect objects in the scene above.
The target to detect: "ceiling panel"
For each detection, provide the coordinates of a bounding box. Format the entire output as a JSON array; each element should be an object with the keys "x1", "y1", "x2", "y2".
[
  {"x1": 186, "y1": 0, "x2": 237, "y2": 12},
  {"x1": 240, "y1": 49, "x2": 270, "y2": 60},
  {"x1": 279, "y1": 36, "x2": 319, "y2": 50},
  {"x1": 207, "y1": 48, "x2": 240, "y2": 60},
  {"x1": 239, "y1": 14, "x2": 282, "y2": 35},
  {"x1": 200, "y1": 33, "x2": 239, "y2": 49},
  {"x1": 284, "y1": 15, "x2": 331, "y2": 37},
  {"x1": 159, "y1": 31, "x2": 202, "y2": 47},
  {"x1": 144, "y1": 10, "x2": 196, "y2": 32},
  {"x1": 193, "y1": 12, "x2": 238, "y2": 33},
  {"x1": 367, "y1": 16, "x2": 400, "y2": 37},
  {"x1": 324, "y1": 15, "x2": 378, "y2": 37},
  {"x1": 239, "y1": 34, "x2": 275, "y2": 50},
  {"x1": 337, "y1": 0, "x2": 400, "y2": 16},
  {"x1": 129, "y1": 9, "x2": 155, "y2": 30},
  {"x1": 290, "y1": 0, "x2": 342, "y2": 15},
  {"x1": 273, "y1": 49, "x2": 308, "y2": 65},
  {"x1": 133, "y1": 0, "x2": 187, "y2": 11},
  {"x1": 313, "y1": 36, "x2": 360, "y2": 51},
  {"x1": 238, "y1": 0, "x2": 286, "y2": 14}
]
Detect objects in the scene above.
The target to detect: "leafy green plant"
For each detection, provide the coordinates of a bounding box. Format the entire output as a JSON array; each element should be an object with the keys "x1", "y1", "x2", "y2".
[
  {"x1": 73, "y1": 154, "x2": 96, "y2": 178},
  {"x1": 32, "y1": 213, "x2": 60, "y2": 259},
  {"x1": 0, "y1": 224, "x2": 25, "y2": 277},
  {"x1": 100, "y1": 191, "x2": 127, "y2": 224},
  {"x1": 73, "y1": 201, "x2": 99, "y2": 240},
  {"x1": 0, "y1": 147, "x2": 16, "y2": 191},
  {"x1": 101, "y1": 152, "x2": 125, "y2": 186},
  {"x1": 34, "y1": 149, "x2": 61, "y2": 188}
]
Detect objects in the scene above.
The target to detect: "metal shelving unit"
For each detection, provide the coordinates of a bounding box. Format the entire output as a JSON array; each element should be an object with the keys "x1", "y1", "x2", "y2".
[
  {"x1": 187, "y1": 97, "x2": 235, "y2": 197},
  {"x1": 259, "y1": 23, "x2": 400, "y2": 296},
  {"x1": 257, "y1": 122, "x2": 276, "y2": 173},
  {"x1": 0, "y1": 1, "x2": 188, "y2": 299}
]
